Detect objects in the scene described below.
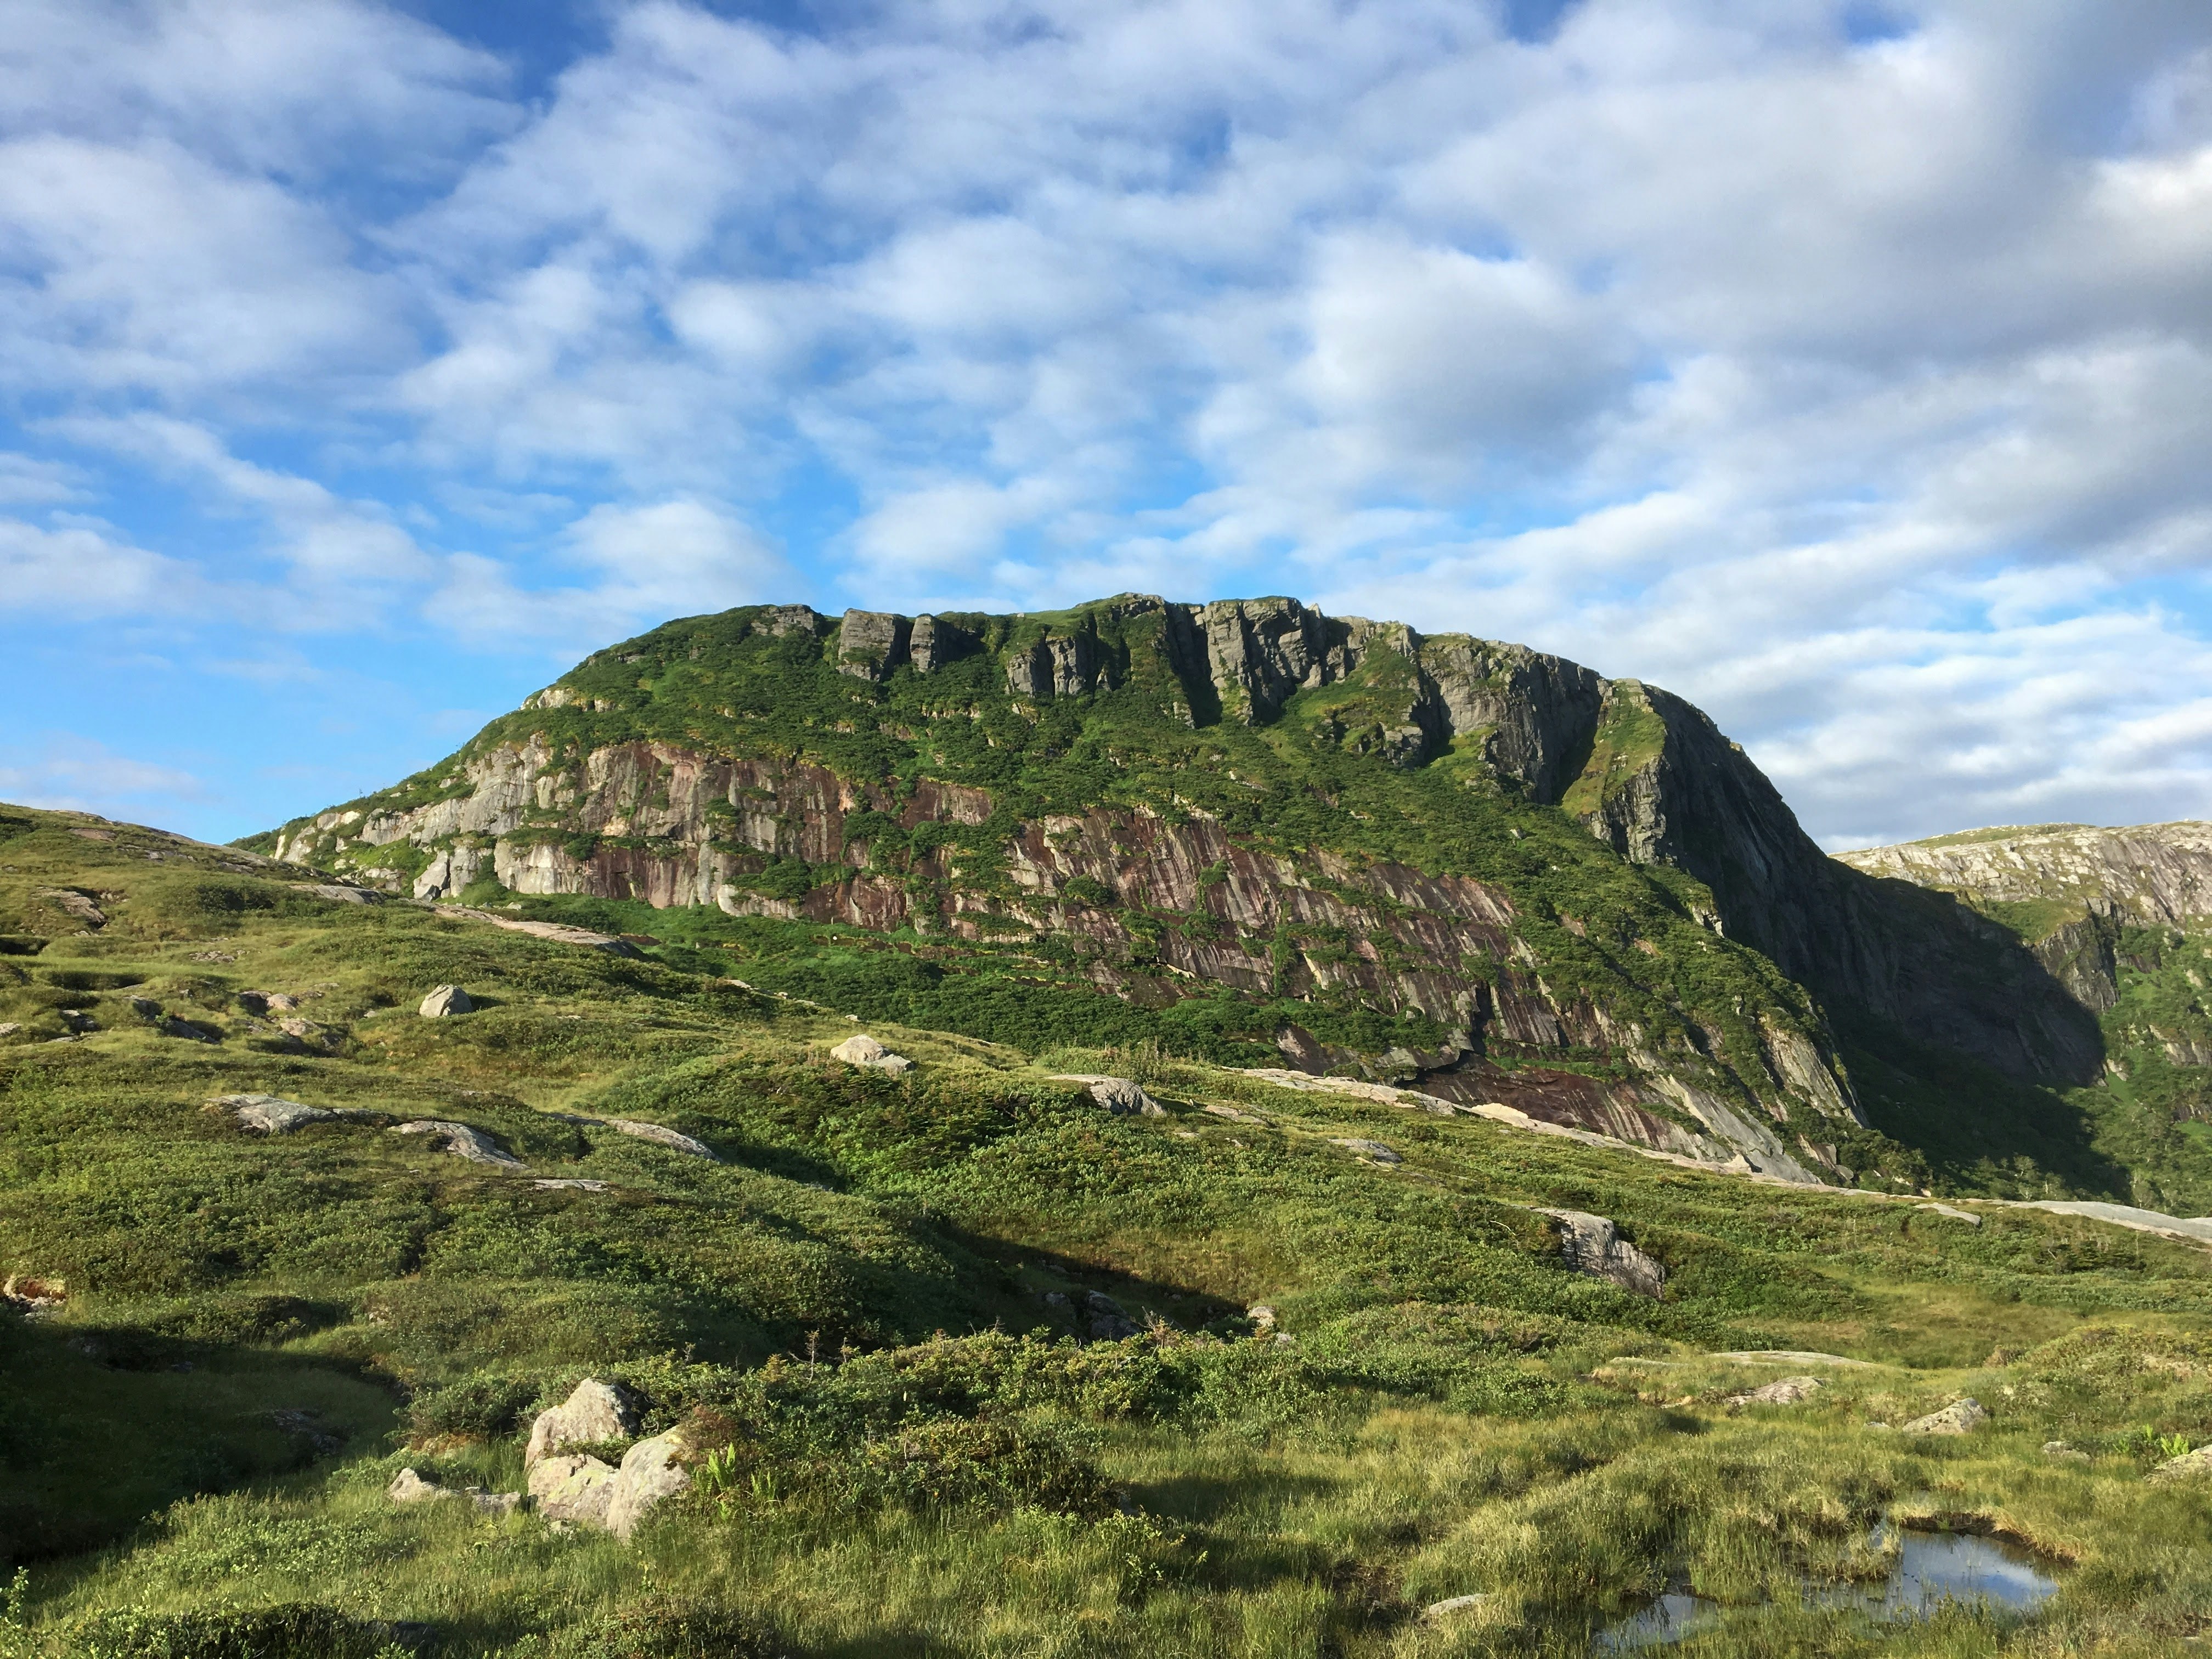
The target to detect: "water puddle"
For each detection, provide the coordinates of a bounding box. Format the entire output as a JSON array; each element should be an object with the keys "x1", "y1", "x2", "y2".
[{"x1": 1596, "y1": 1522, "x2": 2063, "y2": 1649}]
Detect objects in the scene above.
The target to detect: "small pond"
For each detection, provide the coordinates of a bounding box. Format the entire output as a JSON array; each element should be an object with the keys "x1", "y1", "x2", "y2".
[{"x1": 1596, "y1": 1523, "x2": 2063, "y2": 1649}]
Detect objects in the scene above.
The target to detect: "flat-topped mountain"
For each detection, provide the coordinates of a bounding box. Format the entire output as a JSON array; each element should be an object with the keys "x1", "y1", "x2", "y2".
[{"x1": 253, "y1": 595, "x2": 2110, "y2": 1191}]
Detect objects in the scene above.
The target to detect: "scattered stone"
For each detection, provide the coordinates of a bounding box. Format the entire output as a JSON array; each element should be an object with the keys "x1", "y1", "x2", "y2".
[
  {"x1": 419, "y1": 985, "x2": 473, "y2": 1018},
  {"x1": 219, "y1": 1093, "x2": 337, "y2": 1133},
  {"x1": 159, "y1": 1016, "x2": 218, "y2": 1042},
  {"x1": 1246, "y1": 1304, "x2": 1277, "y2": 1330},
  {"x1": 36, "y1": 888, "x2": 106, "y2": 928},
  {"x1": 1915, "y1": 1203, "x2": 1983, "y2": 1226},
  {"x1": 1049, "y1": 1074, "x2": 1167, "y2": 1116},
  {"x1": 1422, "y1": 1594, "x2": 1491, "y2": 1621},
  {"x1": 526, "y1": 1378, "x2": 641, "y2": 1467},
  {"x1": 1539, "y1": 1210, "x2": 1668, "y2": 1299},
  {"x1": 388, "y1": 1468, "x2": 456, "y2": 1504},
  {"x1": 533, "y1": 1178, "x2": 611, "y2": 1192},
  {"x1": 1728, "y1": 1375, "x2": 1825, "y2": 1407},
  {"x1": 602, "y1": 1118, "x2": 720, "y2": 1160},
  {"x1": 0, "y1": 1023, "x2": 21, "y2": 1039},
  {"x1": 2043, "y1": 1440, "x2": 2092, "y2": 1463},
  {"x1": 127, "y1": 996, "x2": 162, "y2": 1022},
  {"x1": 606, "y1": 1425, "x2": 696, "y2": 1540},
  {"x1": 469, "y1": 1488, "x2": 526, "y2": 1516},
  {"x1": 1085, "y1": 1290, "x2": 1142, "y2": 1340},
  {"x1": 1042, "y1": 1291, "x2": 1069, "y2": 1307},
  {"x1": 391, "y1": 1120, "x2": 526, "y2": 1169},
  {"x1": 1201, "y1": 1103, "x2": 1268, "y2": 1124},
  {"x1": 278, "y1": 1017, "x2": 341, "y2": 1049},
  {"x1": 2, "y1": 1274, "x2": 65, "y2": 1312},
  {"x1": 1330, "y1": 1137, "x2": 1401, "y2": 1164},
  {"x1": 1900, "y1": 1397, "x2": 1988, "y2": 1436},
  {"x1": 269, "y1": 1408, "x2": 343, "y2": 1455},
  {"x1": 2148, "y1": 1443, "x2": 2212, "y2": 1483},
  {"x1": 830, "y1": 1032, "x2": 913, "y2": 1075},
  {"x1": 60, "y1": 1011, "x2": 99, "y2": 1034},
  {"x1": 528, "y1": 1453, "x2": 619, "y2": 1525}
]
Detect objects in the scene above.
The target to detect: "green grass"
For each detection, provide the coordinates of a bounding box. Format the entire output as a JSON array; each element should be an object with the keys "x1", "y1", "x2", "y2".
[{"x1": 3, "y1": 805, "x2": 2211, "y2": 1656}]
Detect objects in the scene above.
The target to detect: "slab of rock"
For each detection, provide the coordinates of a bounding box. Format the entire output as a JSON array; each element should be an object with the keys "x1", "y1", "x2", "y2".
[
  {"x1": 602, "y1": 1118, "x2": 720, "y2": 1160},
  {"x1": 1729, "y1": 1375, "x2": 1825, "y2": 1407},
  {"x1": 1540, "y1": 1209, "x2": 1668, "y2": 1299},
  {"x1": 2043, "y1": 1441, "x2": 2092, "y2": 1464},
  {"x1": 1422, "y1": 1594, "x2": 1491, "y2": 1621},
  {"x1": 607, "y1": 1426, "x2": 697, "y2": 1540},
  {"x1": 526, "y1": 1378, "x2": 641, "y2": 1467},
  {"x1": 159, "y1": 1016, "x2": 218, "y2": 1042},
  {"x1": 430, "y1": 906, "x2": 642, "y2": 956},
  {"x1": 2147, "y1": 1443, "x2": 2212, "y2": 1483},
  {"x1": 533, "y1": 1178, "x2": 610, "y2": 1192},
  {"x1": 1085, "y1": 1290, "x2": 1142, "y2": 1340},
  {"x1": 1915, "y1": 1203, "x2": 1982, "y2": 1226},
  {"x1": 1049, "y1": 1074, "x2": 1166, "y2": 1116},
  {"x1": 528, "y1": 1453, "x2": 619, "y2": 1525},
  {"x1": 297, "y1": 884, "x2": 382, "y2": 905},
  {"x1": 1900, "y1": 1397, "x2": 1988, "y2": 1436},
  {"x1": 37, "y1": 889, "x2": 106, "y2": 928},
  {"x1": 219, "y1": 1093, "x2": 336, "y2": 1133},
  {"x1": 0, "y1": 1023, "x2": 21, "y2": 1039},
  {"x1": 1710, "y1": 1350, "x2": 1877, "y2": 1368},
  {"x1": 237, "y1": 991, "x2": 301, "y2": 1015},
  {"x1": 419, "y1": 985, "x2": 473, "y2": 1018},
  {"x1": 391, "y1": 1120, "x2": 524, "y2": 1169},
  {"x1": 830, "y1": 1032, "x2": 912, "y2": 1075},
  {"x1": 388, "y1": 1468, "x2": 456, "y2": 1505},
  {"x1": 127, "y1": 997, "x2": 162, "y2": 1022},
  {"x1": 1330, "y1": 1137, "x2": 1401, "y2": 1164},
  {"x1": 469, "y1": 1488, "x2": 525, "y2": 1516}
]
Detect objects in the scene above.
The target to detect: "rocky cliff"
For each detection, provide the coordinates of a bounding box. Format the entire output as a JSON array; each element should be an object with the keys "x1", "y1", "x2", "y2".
[{"x1": 251, "y1": 595, "x2": 2108, "y2": 1187}]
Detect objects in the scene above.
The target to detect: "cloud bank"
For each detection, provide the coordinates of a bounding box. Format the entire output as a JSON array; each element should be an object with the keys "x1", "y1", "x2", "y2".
[{"x1": 2, "y1": 0, "x2": 2209, "y2": 845}]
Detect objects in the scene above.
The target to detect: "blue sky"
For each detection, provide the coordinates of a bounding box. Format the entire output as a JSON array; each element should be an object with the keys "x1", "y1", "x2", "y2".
[{"x1": 4, "y1": 0, "x2": 2211, "y2": 850}]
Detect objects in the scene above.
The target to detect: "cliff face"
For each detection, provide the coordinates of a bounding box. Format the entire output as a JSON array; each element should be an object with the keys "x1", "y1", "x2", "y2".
[
  {"x1": 1838, "y1": 823, "x2": 2212, "y2": 928},
  {"x1": 252, "y1": 593, "x2": 2102, "y2": 1184}
]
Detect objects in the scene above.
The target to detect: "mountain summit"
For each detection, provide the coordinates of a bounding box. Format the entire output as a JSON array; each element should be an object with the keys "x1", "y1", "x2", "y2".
[{"x1": 256, "y1": 595, "x2": 2098, "y2": 1189}]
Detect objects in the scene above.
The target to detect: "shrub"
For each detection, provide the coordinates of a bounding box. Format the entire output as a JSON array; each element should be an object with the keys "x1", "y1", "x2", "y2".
[
  {"x1": 56, "y1": 1602, "x2": 386, "y2": 1658},
  {"x1": 564, "y1": 1596, "x2": 783, "y2": 1658}
]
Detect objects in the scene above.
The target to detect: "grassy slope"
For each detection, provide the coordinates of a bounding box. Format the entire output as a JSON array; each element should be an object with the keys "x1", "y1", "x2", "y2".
[{"x1": 3, "y1": 806, "x2": 2211, "y2": 1656}]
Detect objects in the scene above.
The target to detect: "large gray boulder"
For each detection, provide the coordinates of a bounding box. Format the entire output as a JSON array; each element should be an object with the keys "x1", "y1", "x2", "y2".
[
  {"x1": 1330, "y1": 1137, "x2": 1402, "y2": 1164},
  {"x1": 526, "y1": 1378, "x2": 640, "y2": 1467},
  {"x1": 419, "y1": 985, "x2": 473, "y2": 1017},
  {"x1": 2148, "y1": 1443, "x2": 2212, "y2": 1483},
  {"x1": 1728, "y1": 1375, "x2": 1825, "y2": 1407},
  {"x1": 387, "y1": 1468, "x2": 454, "y2": 1505},
  {"x1": 606, "y1": 1426, "x2": 696, "y2": 1540},
  {"x1": 391, "y1": 1120, "x2": 524, "y2": 1169},
  {"x1": 528, "y1": 1453, "x2": 618, "y2": 1525},
  {"x1": 1539, "y1": 1209, "x2": 1667, "y2": 1299},
  {"x1": 831, "y1": 1033, "x2": 912, "y2": 1075},
  {"x1": 602, "y1": 1118, "x2": 719, "y2": 1160},
  {"x1": 219, "y1": 1093, "x2": 336, "y2": 1133}
]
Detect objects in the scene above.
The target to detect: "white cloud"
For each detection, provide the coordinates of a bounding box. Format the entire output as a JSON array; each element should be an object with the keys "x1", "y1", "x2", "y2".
[
  {"x1": 0, "y1": 738, "x2": 208, "y2": 819},
  {"x1": 0, "y1": 517, "x2": 202, "y2": 617}
]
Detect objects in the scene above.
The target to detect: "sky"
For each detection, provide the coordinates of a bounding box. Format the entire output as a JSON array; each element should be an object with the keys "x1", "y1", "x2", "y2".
[{"x1": 3, "y1": 0, "x2": 2211, "y2": 850}]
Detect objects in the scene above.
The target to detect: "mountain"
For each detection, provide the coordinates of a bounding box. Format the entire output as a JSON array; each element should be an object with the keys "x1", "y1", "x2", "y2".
[
  {"x1": 1841, "y1": 821, "x2": 2212, "y2": 1211},
  {"x1": 253, "y1": 595, "x2": 2112, "y2": 1197}
]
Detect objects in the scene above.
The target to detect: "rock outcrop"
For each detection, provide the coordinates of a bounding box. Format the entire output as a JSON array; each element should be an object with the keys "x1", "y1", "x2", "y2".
[
  {"x1": 526, "y1": 1378, "x2": 640, "y2": 1466},
  {"x1": 419, "y1": 985, "x2": 472, "y2": 1018},
  {"x1": 1900, "y1": 1397, "x2": 1988, "y2": 1435},
  {"x1": 1539, "y1": 1209, "x2": 1667, "y2": 1298},
  {"x1": 1050, "y1": 1074, "x2": 1165, "y2": 1116},
  {"x1": 391, "y1": 1120, "x2": 524, "y2": 1169},
  {"x1": 831, "y1": 1033, "x2": 912, "y2": 1075}
]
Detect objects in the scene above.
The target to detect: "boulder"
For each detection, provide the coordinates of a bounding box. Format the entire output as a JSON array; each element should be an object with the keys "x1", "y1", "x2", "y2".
[
  {"x1": 528, "y1": 1453, "x2": 619, "y2": 1525},
  {"x1": 1728, "y1": 1375, "x2": 1825, "y2": 1407},
  {"x1": 602, "y1": 1118, "x2": 720, "y2": 1160},
  {"x1": 1049, "y1": 1074, "x2": 1166, "y2": 1116},
  {"x1": 1330, "y1": 1137, "x2": 1402, "y2": 1164},
  {"x1": 469, "y1": 1489, "x2": 525, "y2": 1516},
  {"x1": 1914, "y1": 1203, "x2": 1982, "y2": 1226},
  {"x1": 159, "y1": 1017, "x2": 218, "y2": 1042},
  {"x1": 830, "y1": 1033, "x2": 912, "y2": 1075},
  {"x1": 1539, "y1": 1209, "x2": 1667, "y2": 1299},
  {"x1": 533, "y1": 1178, "x2": 610, "y2": 1192},
  {"x1": 2043, "y1": 1441, "x2": 2091, "y2": 1464},
  {"x1": 388, "y1": 1468, "x2": 456, "y2": 1505},
  {"x1": 1246, "y1": 1304, "x2": 1277, "y2": 1331},
  {"x1": 1900, "y1": 1397, "x2": 1988, "y2": 1436},
  {"x1": 526, "y1": 1378, "x2": 641, "y2": 1467},
  {"x1": 607, "y1": 1425, "x2": 697, "y2": 1540},
  {"x1": 2147, "y1": 1443, "x2": 2212, "y2": 1483},
  {"x1": 0, "y1": 1023, "x2": 20, "y2": 1039},
  {"x1": 1422, "y1": 1594, "x2": 1491, "y2": 1622},
  {"x1": 419, "y1": 985, "x2": 473, "y2": 1018},
  {"x1": 219, "y1": 1093, "x2": 336, "y2": 1133},
  {"x1": 1085, "y1": 1290, "x2": 1142, "y2": 1340},
  {"x1": 127, "y1": 997, "x2": 162, "y2": 1022},
  {"x1": 391, "y1": 1120, "x2": 525, "y2": 1169}
]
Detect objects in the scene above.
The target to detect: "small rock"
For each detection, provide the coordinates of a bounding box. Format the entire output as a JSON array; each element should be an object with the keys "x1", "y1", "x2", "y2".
[
  {"x1": 830, "y1": 1032, "x2": 912, "y2": 1075},
  {"x1": 1042, "y1": 1291, "x2": 1069, "y2": 1307},
  {"x1": 1540, "y1": 1209, "x2": 1668, "y2": 1299},
  {"x1": 1728, "y1": 1375, "x2": 1825, "y2": 1407},
  {"x1": 1900, "y1": 1397, "x2": 1988, "y2": 1436},
  {"x1": 1915, "y1": 1203, "x2": 1982, "y2": 1226},
  {"x1": 419, "y1": 985, "x2": 473, "y2": 1017},
  {"x1": 0, "y1": 1023, "x2": 22, "y2": 1039},
  {"x1": 2147, "y1": 1443, "x2": 2212, "y2": 1483},
  {"x1": 602, "y1": 1118, "x2": 720, "y2": 1160},
  {"x1": 2043, "y1": 1440, "x2": 2092, "y2": 1464},
  {"x1": 1085, "y1": 1289, "x2": 1142, "y2": 1340},
  {"x1": 219, "y1": 1093, "x2": 336, "y2": 1133},
  {"x1": 1049, "y1": 1074, "x2": 1167, "y2": 1116},
  {"x1": 60, "y1": 1011, "x2": 99, "y2": 1034},
  {"x1": 278, "y1": 1017, "x2": 340, "y2": 1049},
  {"x1": 269, "y1": 1408, "x2": 342, "y2": 1455},
  {"x1": 127, "y1": 996, "x2": 162, "y2": 1022},
  {"x1": 388, "y1": 1468, "x2": 456, "y2": 1504},
  {"x1": 533, "y1": 1178, "x2": 610, "y2": 1192},
  {"x1": 1246, "y1": 1304, "x2": 1277, "y2": 1330},
  {"x1": 159, "y1": 1016, "x2": 218, "y2": 1042},
  {"x1": 528, "y1": 1453, "x2": 619, "y2": 1525},
  {"x1": 391, "y1": 1119, "x2": 525, "y2": 1168},
  {"x1": 1330, "y1": 1137, "x2": 1401, "y2": 1164},
  {"x1": 468, "y1": 1488, "x2": 525, "y2": 1516},
  {"x1": 2, "y1": 1273, "x2": 65, "y2": 1311},
  {"x1": 526, "y1": 1377, "x2": 641, "y2": 1467},
  {"x1": 1422, "y1": 1594, "x2": 1490, "y2": 1621}
]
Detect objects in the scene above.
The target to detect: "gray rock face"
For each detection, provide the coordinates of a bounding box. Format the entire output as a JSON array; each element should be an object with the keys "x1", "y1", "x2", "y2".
[
  {"x1": 528, "y1": 1453, "x2": 618, "y2": 1525},
  {"x1": 837, "y1": 609, "x2": 912, "y2": 681},
  {"x1": 1007, "y1": 630, "x2": 1104, "y2": 698},
  {"x1": 2148, "y1": 1443, "x2": 2212, "y2": 1483},
  {"x1": 907, "y1": 614, "x2": 976, "y2": 674},
  {"x1": 526, "y1": 1378, "x2": 641, "y2": 1467},
  {"x1": 1540, "y1": 1209, "x2": 1667, "y2": 1298},
  {"x1": 1085, "y1": 1290, "x2": 1142, "y2": 1340},
  {"x1": 1728, "y1": 1375, "x2": 1825, "y2": 1406},
  {"x1": 1900, "y1": 1397, "x2": 1988, "y2": 1436},
  {"x1": 391, "y1": 1120, "x2": 524, "y2": 1169},
  {"x1": 1330, "y1": 1137, "x2": 1402, "y2": 1164},
  {"x1": 419, "y1": 984, "x2": 473, "y2": 1017},
  {"x1": 387, "y1": 1468, "x2": 454, "y2": 1505},
  {"x1": 600, "y1": 1118, "x2": 719, "y2": 1160},
  {"x1": 1049, "y1": 1074, "x2": 1165, "y2": 1116},
  {"x1": 36, "y1": 888, "x2": 106, "y2": 928}
]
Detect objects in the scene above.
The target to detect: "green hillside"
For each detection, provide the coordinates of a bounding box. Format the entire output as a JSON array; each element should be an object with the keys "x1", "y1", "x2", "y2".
[{"x1": 4, "y1": 800, "x2": 2211, "y2": 1656}]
